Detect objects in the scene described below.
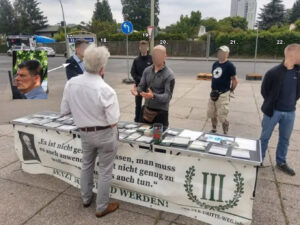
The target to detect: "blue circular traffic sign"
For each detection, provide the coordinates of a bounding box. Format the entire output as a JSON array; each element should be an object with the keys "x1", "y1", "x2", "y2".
[{"x1": 121, "y1": 21, "x2": 133, "y2": 35}]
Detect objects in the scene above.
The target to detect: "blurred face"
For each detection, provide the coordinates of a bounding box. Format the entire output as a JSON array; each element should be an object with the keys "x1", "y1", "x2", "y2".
[
  {"x1": 139, "y1": 44, "x2": 149, "y2": 55},
  {"x1": 15, "y1": 68, "x2": 40, "y2": 94},
  {"x1": 152, "y1": 47, "x2": 167, "y2": 67},
  {"x1": 217, "y1": 50, "x2": 229, "y2": 62},
  {"x1": 285, "y1": 49, "x2": 299, "y2": 65},
  {"x1": 76, "y1": 43, "x2": 89, "y2": 59}
]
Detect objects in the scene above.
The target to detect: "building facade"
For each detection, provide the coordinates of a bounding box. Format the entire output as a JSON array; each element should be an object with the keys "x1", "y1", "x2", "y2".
[{"x1": 230, "y1": 0, "x2": 257, "y2": 29}]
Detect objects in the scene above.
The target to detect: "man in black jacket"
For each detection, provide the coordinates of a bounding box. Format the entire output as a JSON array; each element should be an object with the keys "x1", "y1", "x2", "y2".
[
  {"x1": 260, "y1": 44, "x2": 300, "y2": 176},
  {"x1": 130, "y1": 40, "x2": 153, "y2": 122},
  {"x1": 65, "y1": 39, "x2": 89, "y2": 80}
]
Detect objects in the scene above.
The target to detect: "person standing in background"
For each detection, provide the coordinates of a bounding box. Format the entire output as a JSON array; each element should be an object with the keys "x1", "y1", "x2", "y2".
[
  {"x1": 260, "y1": 44, "x2": 300, "y2": 176},
  {"x1": 131, "y1": 40, "x2": 153, "y2": 122},
  {"x1": 207, "y1": 46, "x2": 238, "y2": 135},
  {"x1": 65, "y1": 39, "x2": 89, "y2": 80}
]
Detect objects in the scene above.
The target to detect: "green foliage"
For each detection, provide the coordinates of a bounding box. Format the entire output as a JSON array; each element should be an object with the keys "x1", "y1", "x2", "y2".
[
  {"x1": 89, "y1": 20, "x2": 119, "y2": 40},
  {"x1": 13, "y1": 50, "x2": 48, "y2": 81},
  {"x1": 295, "y1": 19, "x2": 300, "y2": 31},
  {"x1": 53, "y1": 27, "x2": 84, "y2": 42},
  {"x1": 201, "y1": 18, "x2": 218, "y2": 32},
  {"x1": 0, "y1": 44, "x2": 9, "y2": 53},
  {"x1": 206, "y1": 29, "x2": 300, "y2": 58},
  {"x1": 107, "y1": 31, "x2": 187, "y2": 41},
  {"x1": 13, "y1": 0, "x2": 48, "y2": 34},
  {"x1": 165, "y1": 11, "x2": 201, "y2": 38},
  {"x1": 258, "y1": 0, "x2": 286, "y2": 30},
  {"x1": 92, "y1": 0, "x2": 114, "y2": 23},
  {"x1": 121, "y1": 0, "x2": 159, "y2": 31},
  {"x1": 218, "y1": 17, "x2": 248, "y2": 31},
  {"x1": 0, "y1": 0, "x2": 15, "y2": 35},
  {"x1": 289, "y1": 0, "x2": 300, "y2": 23}
]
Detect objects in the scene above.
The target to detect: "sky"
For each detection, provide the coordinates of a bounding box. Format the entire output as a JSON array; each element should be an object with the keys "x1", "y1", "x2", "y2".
[{"x1": 34, "y1": 0, "x2": 296, "y2": 28}]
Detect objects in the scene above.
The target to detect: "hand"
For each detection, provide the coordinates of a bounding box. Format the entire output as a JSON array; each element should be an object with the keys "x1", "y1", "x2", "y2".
[
  {"x1": 131, "y1": 84, "x2": 138, "y2": 96},
  {"x1": 140, "y1": 88, "x2": 154, "y2": 99}
]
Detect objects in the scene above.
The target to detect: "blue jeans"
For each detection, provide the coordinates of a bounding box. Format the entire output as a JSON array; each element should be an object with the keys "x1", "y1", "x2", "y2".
[{"x1": 260, "y1": 110, "x2": 295, "y2": 165}]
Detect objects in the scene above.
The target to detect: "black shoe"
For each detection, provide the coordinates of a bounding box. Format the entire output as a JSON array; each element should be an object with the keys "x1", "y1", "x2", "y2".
[
  {"x1": 210, "y1": 129, "x2": 217, "y2": 133},
  {"x1": 276, "y1": 164, "x2": 296, "y2": 176}
]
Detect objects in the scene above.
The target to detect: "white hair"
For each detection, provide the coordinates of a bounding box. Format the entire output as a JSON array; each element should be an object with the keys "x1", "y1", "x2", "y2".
[{"x1": 83, "y1": 45, "x2": 110, "y2": 74}]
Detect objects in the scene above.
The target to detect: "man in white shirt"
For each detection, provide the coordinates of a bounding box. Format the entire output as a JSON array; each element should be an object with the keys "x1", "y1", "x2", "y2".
[{"x1": 61, "y1": 45, "x2": 120, "y2": 218}]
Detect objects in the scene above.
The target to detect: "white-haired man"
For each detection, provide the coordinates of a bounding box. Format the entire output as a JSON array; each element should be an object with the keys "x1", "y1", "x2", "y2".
[{"x1": 61, "y1": 45, "x2": 120, "y2": 217}]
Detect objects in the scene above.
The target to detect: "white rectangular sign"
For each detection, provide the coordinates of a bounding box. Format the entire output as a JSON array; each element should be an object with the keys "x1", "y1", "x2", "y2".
[{"x1": 14, "y1": 125, "x2": 257, "y2": 225}]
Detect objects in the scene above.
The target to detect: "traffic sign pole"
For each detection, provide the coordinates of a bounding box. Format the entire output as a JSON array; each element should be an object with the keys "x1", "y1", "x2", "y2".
[{"x1": 121, "y1": 21, "x2": 135, "y2": 84}]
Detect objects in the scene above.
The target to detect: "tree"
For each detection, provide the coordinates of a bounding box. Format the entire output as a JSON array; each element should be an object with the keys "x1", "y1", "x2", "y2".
[
  {"x1": 165, "y1": 11, "x2": 201, "y2": 38},
  {"x1": 121, "y1": 0, "x2": 159, "y2": 31},
  {"x1": 295, "y1": 19, "x2": 300, "y2": 31},
  {"x1": 0, "y1": 0, "x2": 15, "y2": 35},
  {"x1": 13, "y1": 0, "x2": 48, "y2": 34},
  {"x1": 201, "y1": 18, "x2": 219, "y2": 32},
  {"x1": 289, "y1": 0, "x2": 300, "y2": 23},
  {"x1": 92, "y1": 0, "x2": 114, "y2": 22},
  {"x1": 89, "y1": 20, "x2": 119, "y2": 40},
  {"x1": 218, "y1": 17, "x2": 248, "y2": 31},
  {"x1": 258, "y1": 0, "x2": 285, "y2": 30}
]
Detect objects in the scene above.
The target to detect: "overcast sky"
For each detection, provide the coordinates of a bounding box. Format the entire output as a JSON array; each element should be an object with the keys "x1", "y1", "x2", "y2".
[{"x1": 36, "y1": 0, "x2": 296, "y2": 28}]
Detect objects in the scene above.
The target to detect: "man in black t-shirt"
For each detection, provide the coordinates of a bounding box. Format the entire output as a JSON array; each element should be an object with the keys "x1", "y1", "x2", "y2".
[{"x1": 207, "y1": 46, "x2": 238, "y2": 134}]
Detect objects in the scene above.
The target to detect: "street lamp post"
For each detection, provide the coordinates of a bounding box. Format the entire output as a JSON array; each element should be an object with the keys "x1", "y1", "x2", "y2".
[
  {"x1": 254, "y1": 24, "x2": 259, "y2": 74},
  {"x1": 58, "y1": 0, "x2": 68, "y2": 57},
  {"x1": 150, "y1": 0, "x2": 154, "y2": 53}
]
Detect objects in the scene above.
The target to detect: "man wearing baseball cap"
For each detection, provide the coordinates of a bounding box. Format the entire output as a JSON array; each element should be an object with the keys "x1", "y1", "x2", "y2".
[{"x1": 207, "y1": 45, "x2": 238, "y2": 134}]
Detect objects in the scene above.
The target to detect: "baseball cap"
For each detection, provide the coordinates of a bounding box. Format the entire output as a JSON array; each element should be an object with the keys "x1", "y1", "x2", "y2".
[{"x1": 218, "y1": 45, "x2": 230, "y2": 53}]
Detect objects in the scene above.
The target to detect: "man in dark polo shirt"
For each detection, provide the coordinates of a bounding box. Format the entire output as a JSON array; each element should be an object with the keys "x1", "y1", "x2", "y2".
[
  {"x1": 207, "y1": 46, "x2": 238, "y2": 134},
  {"x1": 260, "y1": 44, "x2": 300, "y2": 176},
  {"x1": 131, "y1": 40, "x2": 153, "y2": 122},
  {"x1": 131, "y1": 45, "x2": 175, "y2": 130}
]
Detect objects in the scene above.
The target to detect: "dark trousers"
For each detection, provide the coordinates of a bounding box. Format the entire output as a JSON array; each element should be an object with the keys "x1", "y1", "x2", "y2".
[
  {"x1": 135, "y1": 95, "x2": 143, "y2": 122},
  {"x1": 141, "y1": 106, "x2": 169, "y2": 131}
]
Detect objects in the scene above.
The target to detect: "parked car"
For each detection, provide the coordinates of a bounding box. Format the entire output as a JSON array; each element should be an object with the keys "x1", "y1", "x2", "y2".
[
  {"x1": 36, "y1": 47, "x2": 56, "y2": 57},
  {"x1": 7, "y1": 46, "x2": 31, "y2": 56}
]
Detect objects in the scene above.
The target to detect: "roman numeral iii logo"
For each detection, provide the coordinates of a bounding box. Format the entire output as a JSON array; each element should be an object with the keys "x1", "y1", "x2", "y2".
[
  {"x1": 184, "y1": 166, "x2": 245, "y2": 211},
  {"x1": 201, "y1": 172, "x2": 226, "y2": 202}
]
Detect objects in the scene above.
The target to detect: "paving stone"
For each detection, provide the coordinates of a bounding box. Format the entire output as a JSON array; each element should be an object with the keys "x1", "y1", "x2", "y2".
[
  {"x1": 0, "y1": 124, "x2": 14, "y2": 136},
  {"x1": 0, "y1": 135, "x2": 18, "y2": 168},
  {"x1": 0, "y1": 161, "x2": 70, "y2": 193},
  {"x1": 0, "y1": 179, "x2": 58, "y2": 225},
  {"x1": 64, "y1": 186, "x2": 161, "y2": 219},
  {"x1": 269, "y1": 149, "x2": 300, "y2": 186},
  {"x1": 25, "y1": 194, "x2": 157, "y2": 225}
]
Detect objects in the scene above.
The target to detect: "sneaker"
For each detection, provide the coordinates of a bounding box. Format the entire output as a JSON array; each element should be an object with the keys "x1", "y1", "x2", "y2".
[
  {"x1": 210, "y1": 129, "x2": 217, "y2": 133},
  {"x1": 276, "y1": 164, "x2": 296, "y2": 176}
]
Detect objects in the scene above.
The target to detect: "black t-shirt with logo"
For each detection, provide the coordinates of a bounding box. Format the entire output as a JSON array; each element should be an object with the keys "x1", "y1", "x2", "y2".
[{"x1": 211, "y1": 61, "x2": 236, "y2": 92}]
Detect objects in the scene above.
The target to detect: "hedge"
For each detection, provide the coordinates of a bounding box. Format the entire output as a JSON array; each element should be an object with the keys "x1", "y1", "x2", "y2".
[{"x1": 206, "y1": 31, "x2": 300, "y2": 57}]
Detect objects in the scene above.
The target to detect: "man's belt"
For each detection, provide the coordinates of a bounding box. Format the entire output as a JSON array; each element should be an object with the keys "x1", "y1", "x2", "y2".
[{"x1": 80, "y1": 126, "x2": 111, "y2": 132}]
